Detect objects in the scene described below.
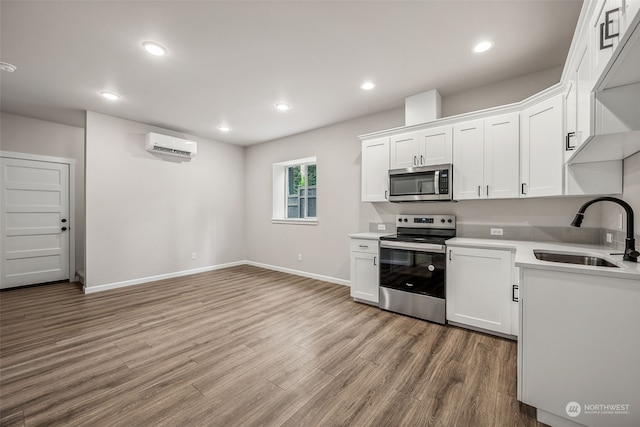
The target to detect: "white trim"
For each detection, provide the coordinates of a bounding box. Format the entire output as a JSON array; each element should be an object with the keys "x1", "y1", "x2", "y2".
[
  {"x1": 357, "y1": 83, "x2": 565, "y2": 140},
  {"x1": 246, "y1": 260, "x2": 350, "y2": 287},
  {"x1": 0, "y1": 151, "x2": 76, "y2": 287},
  {"x1": 0, "y1": 150, "x2": 76, "y2": 165},
  {"x1": 271, "y1": 218, "x2": 318, "y2": 226},
  {"x1": 82, "y1": 260, "x2": 246, "y2": 294}
]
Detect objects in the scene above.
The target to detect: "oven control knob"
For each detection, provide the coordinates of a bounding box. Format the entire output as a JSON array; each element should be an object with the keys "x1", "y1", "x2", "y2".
[
  {"x1": 398, "y1": 218, "x2": 402, "y2": 222},
  {"x1": 447, "y1": 219, "x2": 453, "y2": 223},
  {"x1": 404, "y1": 218, "x2": 408, "y2": 222},
  {"x1": 441, "y1": 219, "x2": 445, "y2": 223}
]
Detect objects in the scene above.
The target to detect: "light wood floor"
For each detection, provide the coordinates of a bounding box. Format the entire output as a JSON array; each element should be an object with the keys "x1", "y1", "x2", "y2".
[{"x1": 1, "y1": 265, "x2": 545, "y2": 427}]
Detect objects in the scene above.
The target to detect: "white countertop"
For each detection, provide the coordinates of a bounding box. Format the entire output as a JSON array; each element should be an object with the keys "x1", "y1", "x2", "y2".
[
  {"x1": 348, "y1": 232, "x2": 392, "y2": 240},
  {"x1": 447, "y1": 237, "x2": 640, "y2": 281}
]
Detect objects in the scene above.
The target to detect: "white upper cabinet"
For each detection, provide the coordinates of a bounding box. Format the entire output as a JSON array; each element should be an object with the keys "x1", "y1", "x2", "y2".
[
  {"x1": 453, "y1": 113, "x2": 519, "y2": 200},
  {"x1": 389, "y1": 126, "x2": 452, "y2": 170},
  {"x1": 389, "y1": 131, "x2": 420, "y2": 169},
  {"x1": 592, "y1": 0, "x2": 623, "y2": 78},
  {"x1": 520, "y1": 95, "x2": 564, "y2": 198},
  {"x1": 565, "y1": 40, "x2": 594, "y2": 157},
  {"x1": 484, "y1": 114, "x2": 521, "y2": 199},
  {"x1": 453, "y1": 120, "x2": 484, "y2": 200},
  {"x1": 361, "y1": 138, "x2": 390, "y2": 202}
]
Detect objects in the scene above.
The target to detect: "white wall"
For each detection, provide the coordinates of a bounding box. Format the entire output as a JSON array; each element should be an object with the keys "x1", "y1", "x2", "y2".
[
  {"x1": 245, "y1": 106, "x2": 602, "y2": 283},
  {"x1": 244, "y1": 108, "x2": 405, "y2": 283},
  {"x1": 601, "y1": 151, "x2": 640, "y2": 240},
  {"x1": 442, "y1": 66, "x2": 563, "y2": 117},
  {"x1": 84, "y1": 112, "x2": 245, "y2": 289},
  {"x1": 0, "y1": 112, "x2": 86, "y2": 273}
]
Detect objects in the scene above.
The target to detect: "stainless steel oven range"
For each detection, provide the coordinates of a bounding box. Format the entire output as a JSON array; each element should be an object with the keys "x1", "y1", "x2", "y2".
[{"x1": 379, "y1": 214, "x2": 456, "y2": 324}]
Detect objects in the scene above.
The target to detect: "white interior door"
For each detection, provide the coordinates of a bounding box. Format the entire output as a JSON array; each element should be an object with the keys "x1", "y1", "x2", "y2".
[{"x1": 1, "y1": 157, "x2": 70, "y2": 288}]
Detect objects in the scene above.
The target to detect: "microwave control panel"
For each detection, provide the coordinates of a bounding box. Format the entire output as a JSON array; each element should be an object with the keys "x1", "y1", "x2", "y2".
[{"x1": 439, "y1": 170, "x2": 449, "y2": 194}]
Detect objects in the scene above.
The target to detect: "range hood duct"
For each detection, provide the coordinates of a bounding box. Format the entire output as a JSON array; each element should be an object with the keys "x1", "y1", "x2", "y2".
[{"x1": 405, "y1": 89, "x2": 441, "y2": 126}]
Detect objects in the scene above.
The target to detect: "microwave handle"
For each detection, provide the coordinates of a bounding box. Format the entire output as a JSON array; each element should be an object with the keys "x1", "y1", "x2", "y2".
[{"x1": 434, "y1": 170, "x2": 440, "y2": 195}]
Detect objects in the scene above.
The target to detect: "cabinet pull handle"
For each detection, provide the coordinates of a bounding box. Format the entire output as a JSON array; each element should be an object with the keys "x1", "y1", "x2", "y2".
[
  {"x1": 486, "y1": 185, "x2": 489, "y2": 196},
  {"x1": 420, "y1": 155, "x2": 424, "y2": 165},
  {"x1": 600, "y1": 7, "x2": 620, "y2": 50},
  {"x1": 384, "y1": 190, "x2": 388, "y2": 200},
  {"x1": 521, "y1": 183, "x2": 527, "y2": 195},
  {"x1": 373, "y1": 256, "x2": 377, "y2": 266},
  {"x1": 413, "y1": 156, "x2": 417, "y2": 166},
  {"x1": 512, "y1": 284, "x2": 519, "y2": 302},
  {"x1": 449, "y1": 250, "x2": 452, "y2": 261},
  {"x1": 566, "y1": 132, "x2": 576, "y2": 151},
  {"x1": 359, "y1": 245, "x2": 369, "y2": 248},
  {"x1": 477, "y1": 186, "x2": 481, "y2": 197}
]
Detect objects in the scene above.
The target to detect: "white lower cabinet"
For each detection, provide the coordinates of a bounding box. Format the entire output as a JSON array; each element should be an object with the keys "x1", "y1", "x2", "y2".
[
  {"x1": 446, "y1": 246, "x2": 518, "y2": 337},
  {"x1": 519, "y1": 267, "x2": 640, "y2": 427},
  {"x1": 350, "y1": 238, "x2": 379, "y2": 304}
]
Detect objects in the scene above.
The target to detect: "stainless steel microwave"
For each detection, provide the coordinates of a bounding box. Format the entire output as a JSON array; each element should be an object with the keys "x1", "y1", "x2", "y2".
[{"x1": 388, "y1": 164, "x2": 452, "y2": 202}]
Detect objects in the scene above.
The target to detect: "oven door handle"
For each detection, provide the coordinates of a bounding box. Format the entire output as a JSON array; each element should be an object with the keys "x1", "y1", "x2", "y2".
[{"x1": 380, "y1": 241, "x2": 446, "y2": 253}]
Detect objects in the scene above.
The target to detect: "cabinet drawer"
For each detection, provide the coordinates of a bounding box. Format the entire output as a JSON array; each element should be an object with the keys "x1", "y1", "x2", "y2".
[{"x1": 350, "y1": 239, "x2": 379, "y2": 254}]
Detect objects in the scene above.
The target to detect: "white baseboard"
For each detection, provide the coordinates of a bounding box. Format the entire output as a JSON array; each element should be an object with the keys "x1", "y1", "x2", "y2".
[
  {"x1": 246, "y1": 261, "x2": 350, "y2": 287},
  {"x1": 82, "y1": 261, "x2": 246, "y2": 294}
]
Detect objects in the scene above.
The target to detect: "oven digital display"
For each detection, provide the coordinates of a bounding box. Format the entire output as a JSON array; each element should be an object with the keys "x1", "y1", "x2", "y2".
[{"x1": 414, "y1": 218, "x2": 433, "y2": 224}]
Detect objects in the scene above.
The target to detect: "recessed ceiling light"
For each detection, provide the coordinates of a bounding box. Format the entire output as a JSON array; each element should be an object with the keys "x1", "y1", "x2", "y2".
[
  {"x1": 218, "y1": 125, "x2": 231, "y2": 132},
  {"x1": 275, "y1": 103, "x2": 290, "y2": 111},
  {"x1": 100, "y1": 91, "x2": 120, "y2": 101},
  {"x1": 142, "y1": 41, "x2": 167, "y2": 56},
  {"x1": 361, "y1": 81, "x2": 375, "y2": 90},
  {"x1": 0, "y1": 62, "x2": 17, "y2": 72},
  {"x1": 473, "y1": 41, "x2": 493, "y2": 53}
]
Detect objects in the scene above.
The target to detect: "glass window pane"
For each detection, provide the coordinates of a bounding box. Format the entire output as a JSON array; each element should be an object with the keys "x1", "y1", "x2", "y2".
[{"x1": 285, "y1": 162, "x2": 316, "y2": 219}]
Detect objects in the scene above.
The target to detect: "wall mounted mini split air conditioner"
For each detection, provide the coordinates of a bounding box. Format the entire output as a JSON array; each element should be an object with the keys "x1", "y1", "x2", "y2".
[{"x1": 145, "y1": 132, "x2": 197, "y2": 160}]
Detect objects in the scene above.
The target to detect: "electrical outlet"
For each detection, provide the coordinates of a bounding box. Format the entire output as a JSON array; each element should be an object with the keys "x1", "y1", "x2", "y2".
[
  {"x1": 377, "y1": 224, "x2": 386, "y2": 231},
  {"x1": 606, "y1": 233, "x2": 613, "y2": 243},
  {"x1": 490, "y1": 228, "x2": 504, "y2": 236},
  {"x1": 297, "y1": 254, "x2": 303, "y2": 261},
  {"x1": 191, "y1": 252, "x2": 197, "y2": 260}
]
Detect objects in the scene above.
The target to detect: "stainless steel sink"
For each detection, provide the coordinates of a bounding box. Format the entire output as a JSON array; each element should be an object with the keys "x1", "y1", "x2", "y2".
[{"x1": 533, "y1": 250, "x2": 619, "y2": 268}]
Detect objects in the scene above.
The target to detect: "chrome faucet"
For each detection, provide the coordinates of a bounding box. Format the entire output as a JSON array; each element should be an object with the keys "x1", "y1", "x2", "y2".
[{"x1": 571, "y1": 196, "x2": 639, "y2": 263}]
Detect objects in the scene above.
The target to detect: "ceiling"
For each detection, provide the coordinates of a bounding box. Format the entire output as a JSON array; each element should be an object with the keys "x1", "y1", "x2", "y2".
[{"x1": 0, "y1": 0, "x2": 583, "y2": 146}]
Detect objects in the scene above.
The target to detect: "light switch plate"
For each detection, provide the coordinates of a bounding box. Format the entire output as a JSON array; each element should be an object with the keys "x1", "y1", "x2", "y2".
[
  {"x1": 377, "y1": 224, "x2": 386, "y2": 231},
  {"x1": 490, "y1": 228, "x2": 504, "y2": 236}
]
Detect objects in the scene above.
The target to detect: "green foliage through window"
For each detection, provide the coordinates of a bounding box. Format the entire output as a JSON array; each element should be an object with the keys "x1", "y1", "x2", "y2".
[{"x1": 286, "y1": 163, "x2": 316, "y2": 219}]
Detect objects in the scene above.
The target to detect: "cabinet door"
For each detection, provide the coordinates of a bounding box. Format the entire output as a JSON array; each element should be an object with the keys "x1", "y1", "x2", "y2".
[
  {"x1": 389, "y1": 132, "x2": 419, "y2": 169},
  {"x1": 484, "y1": 113, "x2": 520, "y2": 199},
  {"x1": 575, "y1": 42, "x2": 593, "y2": 148},
  {"x1": 417, "y1": 126, "x2": 453, "y2": 166},
  {"x1": 592, "y1": 0, "x2": 622, "y2": 78},
  {"x1": 453, "y1": 120, "x2": 484, "y2": 200},
  {"x1": 446, "y1": 247, "x2": 512, "y2": 335},
  {"x1": 520, "y1": 95, "x2": 564, "y2": 198},
  {"x1": 350, "y1": 251, "x2": 379, "y2": 304},
  {"x1": 361, "y1": 138, "x2": 390, "y2": 202}
]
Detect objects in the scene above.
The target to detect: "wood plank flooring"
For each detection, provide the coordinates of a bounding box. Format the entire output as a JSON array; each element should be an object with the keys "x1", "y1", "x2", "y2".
[{"x1": 0, "y1": 265, "x2": 545, "y2": 426}]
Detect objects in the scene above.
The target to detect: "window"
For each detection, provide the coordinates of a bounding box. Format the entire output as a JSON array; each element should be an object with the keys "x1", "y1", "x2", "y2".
[{"x1": 273, "y1": 157, "x2": 317, "y2": 224}]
